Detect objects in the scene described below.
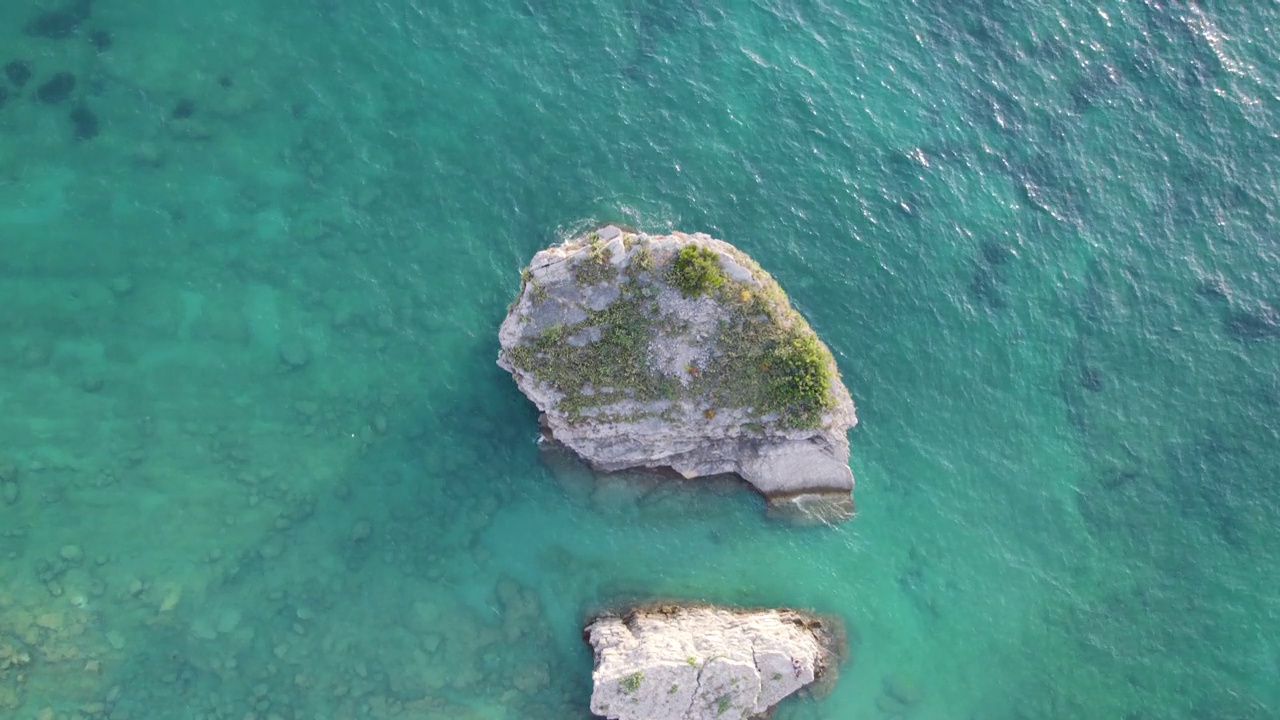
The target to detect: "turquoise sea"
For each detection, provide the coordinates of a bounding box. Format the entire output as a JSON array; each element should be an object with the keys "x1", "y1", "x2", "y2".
[{"x1": 1, "y1": 0, "x2": 1278, "y2": 718}]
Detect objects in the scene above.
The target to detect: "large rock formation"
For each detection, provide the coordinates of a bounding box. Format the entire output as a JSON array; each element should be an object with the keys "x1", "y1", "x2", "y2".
[
  {"x1": 585, "y1": 605, "x2": 841, "y2": 720},
  {"x1": 498, "y1": 225, "x2": 857, "y2": 520}
]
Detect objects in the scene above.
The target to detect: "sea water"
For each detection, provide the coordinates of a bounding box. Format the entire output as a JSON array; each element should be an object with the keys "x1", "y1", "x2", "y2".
[{"x1": 0, "y1": 0, "x2": 1277, "y2": 718}]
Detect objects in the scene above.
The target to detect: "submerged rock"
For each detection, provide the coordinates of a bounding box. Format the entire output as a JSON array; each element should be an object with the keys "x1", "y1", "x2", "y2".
[
  {"x1": 36, "y1": 72, "x2": 76, "y2": 103},
  {"x1": 585, "y1": 605, "x2": 842, "y2": 720},
  {"x1": 70, "y1": 104, "x2": 99, "y2": 140},
  {"x1": 1225, "y1": 305, "x2": 1280, "y2": 341},
  {"x1": 1079, "y1": 364, "x2": 1104, "y2": 392},
  {"x1": 24, "y1": 3, "x2": 91, "y2": 40},
  {"x1": 5, "y1": 60, "x2": 33, "y2": 88},
  {"x1": 498, "y1": 227, "x2": 857, "y2": 519},
  {"x1": 89, "y1": 29, "x2": 113, "y2": 52},
  {"x1": 278, "y1": 339, "x2": 311, "y2": 369},
  {"x1": 979, "y1": 240, "x2": 1013, "y2": 266}
]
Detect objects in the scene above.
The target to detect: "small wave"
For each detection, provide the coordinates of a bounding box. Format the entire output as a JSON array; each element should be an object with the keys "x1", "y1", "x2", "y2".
[{"x1": 1182, "y1": 2, "x2": 1260, "y2": 84}]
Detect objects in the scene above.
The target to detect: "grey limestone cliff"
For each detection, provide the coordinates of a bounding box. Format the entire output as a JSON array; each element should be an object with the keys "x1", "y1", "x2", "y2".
[
  {"x1": 585, "y1": 605, "x2": 841, "y2": 720},
  {"x1": 497, "y1": 226, "x2": 857, "y2": 520}
]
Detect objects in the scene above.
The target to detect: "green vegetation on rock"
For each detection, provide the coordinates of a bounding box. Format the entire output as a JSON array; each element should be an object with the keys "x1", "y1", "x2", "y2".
[
  {"x1": 762, "y1": 331, "x2": 836, "y2": 428},
  {"x1": 667, "y1": 245, "x2": 726, "y2": 297},
  {"x1": 621, "y1": 671, "x2": 645, "y2": 695},
  {"x1": 504, "y1": 277, "x2": 679, "y2": 419},
  {"x1": 574, "y1": 234, "x2": 619, "y2": 285},
  {"x1": 631, "y1": 244, "x2": 654, "y2": 273},
  {"x1": 693, "y1": 280, "x2": 837, "y2": 429},
  {"x1": 504, "y1": 236, "x2": 839, "y2": 429}
]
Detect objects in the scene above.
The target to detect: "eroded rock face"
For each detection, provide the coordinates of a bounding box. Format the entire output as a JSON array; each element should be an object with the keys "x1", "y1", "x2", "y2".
[
  {"x1": 585, "y1": 605, "x2": 841, "y2": 720},
  {"x1": 498, "y1": 226, "x2": 857, "y2": 520}
]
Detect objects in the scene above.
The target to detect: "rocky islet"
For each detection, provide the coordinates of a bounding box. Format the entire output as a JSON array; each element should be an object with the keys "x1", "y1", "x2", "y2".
[{"x1": 498, "y1": 226, "x2": 857, "y2": 521}]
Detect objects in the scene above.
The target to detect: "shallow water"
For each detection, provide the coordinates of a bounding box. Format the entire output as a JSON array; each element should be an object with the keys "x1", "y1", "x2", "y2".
[{"x1": 1, "y1": 0, "x2": 1278, "y2": 718}]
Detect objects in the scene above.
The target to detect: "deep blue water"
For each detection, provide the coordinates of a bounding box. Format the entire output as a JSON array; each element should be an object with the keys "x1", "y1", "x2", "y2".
[{"x1": 0, "y1": 0, "x2": 1277, "y2": 718}]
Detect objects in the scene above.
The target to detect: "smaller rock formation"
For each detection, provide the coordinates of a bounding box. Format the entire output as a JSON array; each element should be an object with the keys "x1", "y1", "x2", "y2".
[{"x1": 585, "y1": 605, "x2": 842, "y2": 720}]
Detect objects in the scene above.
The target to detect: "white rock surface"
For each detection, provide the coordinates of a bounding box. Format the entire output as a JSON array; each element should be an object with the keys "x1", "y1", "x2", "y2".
[
  {"x1": 498, "y1": 227, "x2": 858, "y2": 520},
  {"x1": 585, "y1": 606, "x2": 840, "y2": 720}
]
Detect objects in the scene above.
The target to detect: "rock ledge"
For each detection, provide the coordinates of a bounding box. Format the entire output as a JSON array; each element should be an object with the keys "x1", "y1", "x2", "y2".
[{"x1": 498, "y1": 226, "x2": 857, "y2": 520}]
